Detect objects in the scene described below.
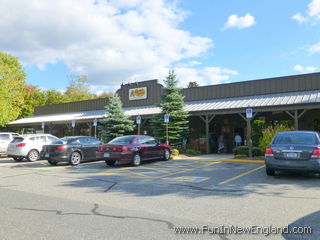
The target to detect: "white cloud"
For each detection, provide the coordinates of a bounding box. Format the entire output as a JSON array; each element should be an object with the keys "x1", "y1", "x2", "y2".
[
  {"x1": 222, "y1": 13, "x2": 256, "y2": 30},
  {"x1": 0, "y1": 0, "x2": 212, "y2": 88},
  {"x1": 307, "y1": 0, "x2": 320, "y2": 18},
  {"x1": 293, "y1": 64, "x2": 317, "y2": 73},
  {"x1": 292, "y1": 12, "x2": 308, "y2": 23},
  {"x1": 308, "y1": 41, "x2": 320, "y2": 54}
]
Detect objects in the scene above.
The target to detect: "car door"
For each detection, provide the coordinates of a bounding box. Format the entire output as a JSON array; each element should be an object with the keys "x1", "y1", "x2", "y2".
[
  {"x1": 78, "y1": 137, "x2": 91, "y2": 160},
  {"x1": 143, "y1": 137, "x2": 159, "y2": 159},
  {"x1": 135, "y1": 136, "x2": 150, "y2": 159},
  {"x1": 87, "y1": 137, "x2": 101, "y2": 160},
  {"x1": 36, "y1": 136, "x2": 48, "y2": 152}
]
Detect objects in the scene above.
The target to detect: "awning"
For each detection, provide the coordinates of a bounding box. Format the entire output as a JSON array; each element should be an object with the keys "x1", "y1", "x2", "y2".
[{"x1": 8, "y1": 90, "x2": 320, "y2": 126}]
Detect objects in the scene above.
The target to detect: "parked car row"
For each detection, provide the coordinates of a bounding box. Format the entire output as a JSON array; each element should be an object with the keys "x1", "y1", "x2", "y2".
[{"x1": 1, "y1": 133, "x2": 172, "y2": 167}]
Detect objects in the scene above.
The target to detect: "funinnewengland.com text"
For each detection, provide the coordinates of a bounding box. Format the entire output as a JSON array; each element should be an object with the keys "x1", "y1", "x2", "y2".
[{"x1": 174, "y1": 225, "x2": 312, "y2": 236}]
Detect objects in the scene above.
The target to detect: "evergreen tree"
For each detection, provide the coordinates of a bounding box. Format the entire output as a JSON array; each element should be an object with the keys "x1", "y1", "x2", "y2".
[
  {"x1": 151, "y1": 70, "x2": 189, "y2": 148},
  {"x1": 99, "y1": 94, "x2": 134, "y2": 142}
]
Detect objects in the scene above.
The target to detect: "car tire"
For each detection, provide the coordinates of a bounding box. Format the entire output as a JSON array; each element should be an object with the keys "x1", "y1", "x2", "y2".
[
  {"x1": 48, "y1": 159, "x2": 58, "y2": 166},
  {"x1": 266, "y1": 167, "x2": 275, "y2": 176},
  {"x1": 13, "y1": 157, "x2": 24, "y2": 162},
  {"x1": 106, "y1": 160, "x2": 116, "y2": 166},
  {"x1": 69, "y1": 152, "x2": 82, "y2": 166},
  {"x1": 163, "y1": 148, "x2": 170, "y2": 161},
  {"x1": 132, "y1": 152, "x2": 142, "y2": 166},
  {"x1": 27, "y1": 150, "x2": 39, "y2": 162}
]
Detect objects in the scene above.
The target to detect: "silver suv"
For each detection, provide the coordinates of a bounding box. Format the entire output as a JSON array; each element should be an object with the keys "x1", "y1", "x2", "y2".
[
  {"x1": 7, "y1": 134, "x2": 59, "y2": 162},
  {"x1": 0, "y1": 132, "x2": 20, "y2": 156}
]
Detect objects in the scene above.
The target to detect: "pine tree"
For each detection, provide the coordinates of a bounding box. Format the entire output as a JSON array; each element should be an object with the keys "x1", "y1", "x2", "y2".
[
  {"x1": 99, "y1": 94, "x2": 134, "y2": 142},
  {"x1": 151, "y1": 70, "x2": 189, "y2": 148}
]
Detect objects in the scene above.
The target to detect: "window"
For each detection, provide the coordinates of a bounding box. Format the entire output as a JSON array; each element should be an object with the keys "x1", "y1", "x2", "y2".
[
  {"x1": 79, "y1": 138, "x2": 89, "y2": 144},
  {"x1": 89, "y1": 137, "x2": 101, "y2": 145},
  {"x1": 109, "y1": 136, "x2": 135, "y2": 144},
  {"x1": 47, "y1": 136, "x2": 58, "y2": 143},
  {"x1": 29, "y1": 137, "x2": 36, "y2": 141},
  {"x1": 37, "y1": 136, "x2": 47, "y2": 142},
  {"x1": 144, "y1": 137, "x2": 157, "y2": 145},
  {"x1": 273, "y1": 133, "x2": 318, "y2": 145},
  {"x1": 0, "y1": 134, "x2": 10, "y2": 140}
]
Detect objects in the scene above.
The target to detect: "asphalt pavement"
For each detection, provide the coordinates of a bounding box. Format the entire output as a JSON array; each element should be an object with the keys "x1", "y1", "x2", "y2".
[{"x1": 0, "y1": 155, "x2": 319, "y2": 240}]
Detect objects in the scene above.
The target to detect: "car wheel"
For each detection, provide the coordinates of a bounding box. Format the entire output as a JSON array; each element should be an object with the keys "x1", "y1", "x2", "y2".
[
  {"x1": 69, "y1": 152, "x2": 81, "y2": 166},
  {"x1": 13, "y1": 157, "x2": 24, "y2": 162},
  {"x1": 132, "y1": 152, "x2": 142, "y2": 166},
  {"x1": 105, "y1": 160, "x2": 116, "y2": 166},
  {"x1": 163, "y1": 148, "x2": 170, "y2": 161},
  {"x1": 266, "y1": 167, "x2": 275, "y2": 176},
  {"x1": 48, "y1": 159, "x2": 58, "y2": 166},
  {"x1": 27, "y1": 150, "x2": 39, "y2": 162}
]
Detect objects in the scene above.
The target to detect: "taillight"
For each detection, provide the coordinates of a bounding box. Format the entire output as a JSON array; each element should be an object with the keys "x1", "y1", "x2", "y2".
[
  {"x1": 96, "y1": 146, "x2": 105, "y2": 152},
  {"x1": 265, "y1": 147, "x2": 274, "y2": 157},
  {"x1": 57, "y1": 145, "x2": 66, "y2": 151},
  {"x1": 16, "y1": 143, "x2": 26, "y2": 147},
  {"x1": 122, "y1": 146, "x2": 129, "y2": 152},
  {"x1": 311, "y1": 148, "x2": 320, "y2": 158},
  {"x1": 111, "y1": 146, "x2": 129, "y2": 152}
]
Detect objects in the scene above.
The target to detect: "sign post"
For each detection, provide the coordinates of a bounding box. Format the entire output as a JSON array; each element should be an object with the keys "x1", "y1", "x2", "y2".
[
  {"x1": 93, "y1": 119, "x2": 98, "y2": 138},
  {"x1": 136, "y1": 116, "x2": 141, "y2": 135},
  {"x1": 245, "y1": 108, "x2": 253, "y2": 158},
  {"x1": 72, "y1": 120, "x2": 75, "y2": 136},
  {"x1": 164, "y1": 114, "x2": 169, "y2": 145}
]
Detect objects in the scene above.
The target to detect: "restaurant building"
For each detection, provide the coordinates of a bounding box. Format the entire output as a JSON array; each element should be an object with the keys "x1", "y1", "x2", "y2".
[{"x1": 8, "y1": 72, "x2": 320, "y2": 153}]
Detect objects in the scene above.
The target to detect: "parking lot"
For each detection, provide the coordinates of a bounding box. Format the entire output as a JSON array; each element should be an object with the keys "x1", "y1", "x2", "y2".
[{"x1": 1, "y1": 155, "x2": 320, "y2": 240}]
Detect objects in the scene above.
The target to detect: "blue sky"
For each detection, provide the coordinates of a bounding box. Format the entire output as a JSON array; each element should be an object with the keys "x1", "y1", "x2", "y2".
[{"x1": 1, "y1": 0, "x2": 319, "y2": 93}]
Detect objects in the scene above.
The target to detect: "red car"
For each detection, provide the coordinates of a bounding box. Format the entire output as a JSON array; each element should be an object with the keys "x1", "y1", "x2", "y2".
[{"x1": 96, "y1": 135, "x2": 172, "y2": 166}]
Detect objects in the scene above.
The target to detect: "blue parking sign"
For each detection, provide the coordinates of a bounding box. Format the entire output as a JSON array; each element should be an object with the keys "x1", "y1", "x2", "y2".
[
  {"x1": 246, "y1": 108, "x2": 253, "y2": 118},
  {"x1": 136, "y1": 115, "x2": 141, "y2": 124},
  {"x1": 164, "y1": 114, "x2": 169, "y2": 123}
]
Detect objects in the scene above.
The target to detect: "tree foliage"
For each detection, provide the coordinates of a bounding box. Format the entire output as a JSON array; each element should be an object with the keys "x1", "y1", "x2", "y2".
[
  {"x1": 151, "y1": 70, "x2": 189, "y2": 148},
  {"x1": 19, "y1": 85, "x2": 46, "y2": 118},
  {"x1": 187, "y1": 81, "x2": 199, "y2": 88},
  {"x1": 65, "y1": 75, "x2": 96, "y2": 102},
  {"x1": 259, "y1": 124, "x2": 291, "y2": 151},
  {"x1": 99, "y1": 94, "x2": 134, "y2": 142},
  {"x1": 0, "y1": 51, "x2": 26, "y2": 126}
]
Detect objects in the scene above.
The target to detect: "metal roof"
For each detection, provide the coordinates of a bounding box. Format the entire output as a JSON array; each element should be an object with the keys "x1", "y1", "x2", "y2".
[{"x1": 8, "y1": 90, "x2": 320, "y2": 125}]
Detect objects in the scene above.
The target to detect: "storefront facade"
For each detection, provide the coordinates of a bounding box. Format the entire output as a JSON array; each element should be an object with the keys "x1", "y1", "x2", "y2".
[{"x1": 8, "y1": 72, "x2": 320, "y2": 153}]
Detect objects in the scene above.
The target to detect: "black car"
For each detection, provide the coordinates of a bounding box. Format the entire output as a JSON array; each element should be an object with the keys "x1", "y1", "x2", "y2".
[
  {"x1": 41, "y1": 136, "x2": 102, "y2": 166},
  {"x1": 265, "y1": 131, "x2": 320, "y2": 176}
]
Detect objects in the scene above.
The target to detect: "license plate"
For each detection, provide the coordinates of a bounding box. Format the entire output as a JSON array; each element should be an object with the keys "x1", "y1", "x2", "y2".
[
  {"x1": 103, "y1": 153, "x2": 110, "y2": 158},
  {"x1": 45, "y1": 153, "x2": 50, "y2": 158},
  {"x1": 286, "y1": 152, "x2": 298, "y2": 158}
]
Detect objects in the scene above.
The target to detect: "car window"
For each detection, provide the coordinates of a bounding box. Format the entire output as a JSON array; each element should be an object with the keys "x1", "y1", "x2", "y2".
[
  {"x1": 47, "y1": 136, "x2": 58, "y2": 143},
  {"x1": 12, "y1": 137, "x2": 24, "y2": 143},
  {"x1": 0, "y1": 134, "x2": 10, "y2": 141},
  {"x1": 29, "y1": 137, "x2": 36, "y2": 141},
  {"x1": 109, "y1": 136, "x2": 135, "y2": 144},
  {"x1": 70, "y1": 139, "x2": 80, "y2": 145},
  {"x1": 12, "y1": 134, "x2": 19, "y2": 138},
  {"x1": 89, "y1": 137, "x2": 101, "y2": 145},
  {"x1": 273, "y1": 133, "x2": 318, "y2": 145},
  {"x1": 144, "y1": 137, "x2": 157, "y2": 145},
  {"x1": 37, "y1": 136, "x2": 47, "y2": 142},
  {"x1": 79, "y1": 138, "x2": 89, "y2": 144},
  {"x1": 135, "y1": 137, "x2": 147, "y2": 144}
]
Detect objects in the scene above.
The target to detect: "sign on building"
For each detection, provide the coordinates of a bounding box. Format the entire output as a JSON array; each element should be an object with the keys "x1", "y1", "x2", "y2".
[
  {"x1": 129, "y1": 87, "x2": 147, "y2": 100},
  {"x1": 246, "y1": 108, "x2": 253, "y2": 119}
]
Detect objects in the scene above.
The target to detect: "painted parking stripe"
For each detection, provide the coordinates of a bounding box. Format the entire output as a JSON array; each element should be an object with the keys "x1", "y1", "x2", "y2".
[
  {"x1": 173, "y1": 176, "x2": 210, "y2": 183},
  {"x1": 219, "y1": 158, "x2": 265, "y2": 164},
  {"x1": 218, "y1": 165, "x2": 265, "y2": 185},
  {"x1": 137, "y1": 166, "x2": 169, "y2": 173}
]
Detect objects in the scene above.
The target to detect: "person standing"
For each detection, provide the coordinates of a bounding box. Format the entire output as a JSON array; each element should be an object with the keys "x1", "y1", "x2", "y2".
[
  {"x1": 218, "y1": 134, "x2": 224, "y2": 153},
  {"x1": 234, "y1": 133, "x2": 242, "y2": 147}
]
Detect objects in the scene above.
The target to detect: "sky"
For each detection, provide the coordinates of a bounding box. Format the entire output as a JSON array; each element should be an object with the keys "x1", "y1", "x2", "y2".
[{"x1": 1, "y1": 0, "x2": 320, "y2": 94}]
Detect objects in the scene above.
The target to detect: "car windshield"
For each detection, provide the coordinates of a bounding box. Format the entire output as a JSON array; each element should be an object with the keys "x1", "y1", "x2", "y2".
[
  {"x1": 108, "y1": 136, "x2": 135, "y2": 144},
  {"x1": 273, "y1": 133, "x2": 319, "y2": 145},
  {"x1": 0, "y1": 134, "x2": 10, "y2": 140}
]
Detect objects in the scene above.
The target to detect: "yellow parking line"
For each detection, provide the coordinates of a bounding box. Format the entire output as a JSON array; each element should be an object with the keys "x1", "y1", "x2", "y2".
[
  {"x1": 138, "y1": 166, "x2": 169, "y2": 173},
  {"x1": 151, "y1": 161, "x2": 221, "y2": 179},
  {"x1": 218, "y1": 165, "x2": 265, "y2": 185},
  {"x1": 122, "y1": 169, "x2": 151, "y2": 178},
  {"x1": 219, "y1": 158, "x2": 265, "y2": 164}
]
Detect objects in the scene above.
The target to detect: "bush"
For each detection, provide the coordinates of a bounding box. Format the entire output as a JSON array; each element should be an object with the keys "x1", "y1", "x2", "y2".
[
  {"x1": 259, "y1": 124, "x2": 291, "y2": 151},
  {"x1": 183, "y1": 149, "x2": 201, "y2": 155},
  {"x1": 252, "y1": 120, "x2": 266, "y2": 147},
  {"x1": 171, "y1": 149, "x2": 179, "y2": 156},
  {"x1": 233, "y1": 146, "x2": 263, "y2": 157}
]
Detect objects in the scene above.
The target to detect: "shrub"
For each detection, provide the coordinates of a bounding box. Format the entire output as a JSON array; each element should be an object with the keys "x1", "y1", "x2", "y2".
[
  {"x1": 171, "y1": 149, "x2": 179, "y2": 156},
  {"x1": 184, "y1": 149, "x2": 201, "y2": 155},
  {"x1": 259, "y1": 124, "x2": 291, "y2": 151},
  {"x1": 233, "y1": 146, "x2": 263, "y2": 157},
  {"x1": 252, "y1": 120, "x2": 266, "y2": 147}
]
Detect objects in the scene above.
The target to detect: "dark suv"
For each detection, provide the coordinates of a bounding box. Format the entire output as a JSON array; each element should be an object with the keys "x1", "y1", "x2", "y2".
[
  {"x1": 41, "y1": 136, "x2": 102, "y2": 166},
  {"x1": 265, "y1": 131, "x2": 320, "y2": 176}
]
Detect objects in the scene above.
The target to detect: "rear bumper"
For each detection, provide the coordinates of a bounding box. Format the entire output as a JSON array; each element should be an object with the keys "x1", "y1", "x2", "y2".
[
  {"x1": 96, "y1": 151, "x2": 133, "y2": 162},
  {"x1": 265, "y1": 157, "x2": 320, "y2": 172},
  {"x1": 41, "y1": 152, "x2": 69, "y2": 162}
]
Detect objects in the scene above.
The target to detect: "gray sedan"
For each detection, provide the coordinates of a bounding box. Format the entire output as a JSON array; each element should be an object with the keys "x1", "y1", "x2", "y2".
[{"x1": 265, "y1": 131, "x2": 320, "y2": 176}]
